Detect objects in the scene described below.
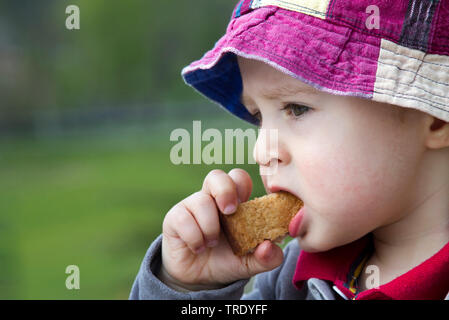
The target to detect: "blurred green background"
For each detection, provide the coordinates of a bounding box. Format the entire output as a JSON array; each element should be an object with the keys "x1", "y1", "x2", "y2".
[{"x1": 0, "y1": 0, "x2": 270, "y2": 299}]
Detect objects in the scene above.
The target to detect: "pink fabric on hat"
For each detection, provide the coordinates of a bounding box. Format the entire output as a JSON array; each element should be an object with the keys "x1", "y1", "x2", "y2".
[
  {"x1": 185, "y1": 7, "x2": 381, "y2": 96},
  {"x1": 430, "y1": 0, "x2": 449, "y2": 54},
  {"x1": 181, "y1": 1, "x2": 449, "y2": 123},
  {"x1": 328, "y1": 0, "x2": 409, "y2": 42}
]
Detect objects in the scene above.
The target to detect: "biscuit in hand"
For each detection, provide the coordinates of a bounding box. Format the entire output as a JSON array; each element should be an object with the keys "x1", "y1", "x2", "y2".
[{"x1": 219, "y1": 191, "x2": 303, "y2": 256}]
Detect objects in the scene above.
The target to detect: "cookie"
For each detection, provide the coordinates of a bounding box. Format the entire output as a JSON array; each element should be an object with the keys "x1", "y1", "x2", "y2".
[{"x1": 220, "y1": 191, "x2": 303, "y2": 256}]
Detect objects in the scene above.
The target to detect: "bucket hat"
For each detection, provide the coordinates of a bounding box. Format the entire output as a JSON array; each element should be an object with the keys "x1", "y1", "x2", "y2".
[{"x1": 181, "y1": 0, "x2": 449, "y2": 125}]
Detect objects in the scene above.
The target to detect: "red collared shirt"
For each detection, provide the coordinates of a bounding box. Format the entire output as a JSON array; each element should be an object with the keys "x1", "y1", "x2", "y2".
[{"x1": 292, "y1": 234, "x2": 449, "y2": 300}]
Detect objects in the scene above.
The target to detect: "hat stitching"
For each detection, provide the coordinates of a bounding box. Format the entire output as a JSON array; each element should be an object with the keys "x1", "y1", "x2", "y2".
[
  {"x1": 239, "y1": 30, "x2": 378, "y2": 76},
  {"x1": 238, "y1": 31, "x2": 379, "y2": 76},
  {"x1": 255, "y1": 19, "x2": 380, "y2": 58},
  {"x1": 373, "y1": 88, "x2": 448, "y2": 111},
  {"x1": 240, "y1": 27, "x2": 449, "y2": 87},
  {"x1": 274, "y1": 10, "x2": 413, "y2": 49},
  {"x1": 375, "y1": 75, "x2": 449, "y2": 101},
  {"x1": 235, "y1": 9, "x2": 449, "y2": 65},
  {"x1": 230, "y1": 39, "x2": 449, "y2": 111},
  {"x1": 258, "y1": 18, "x2": 449, "y2": 67},
  {"x1": 193, "y1": 15, "x2": 369, "y2": 74},
  {"x1": 377, "y1": 60, "x2": 449, "y2": 87},
  {"x1": 228, "y1": 41, "x2": 449, "y2": 112},
  {"x1": 193, "y1": 48, "x2": 378, "y2": 125},
  {"x1": 187, "y1": 36, "x2": 449, "y2": 101},
  {"x1": 251, "y1": 5, "x2": 449, "y2": 50},
  {"x1": 227, "y1": 47, "x2": 373, "y2": 98},
  {"x1": 373, "y1": 89, "x2": 449, "y2": 114},
  {"x1": 376, "y1": 46, "x2": 449, "y2": 68},
  {"x1": 234, "y1": 39, "x2": 375, "y2": 92},
  {"x1": 255, "y1": 8, "x2": 397, "y2": 39},
  {"x1": 183, "y1": 3, "x2": 449, "y2": 125},
  {"x1": 240, "y1": 32, "x2": 376, "y2": 72},
  {"x1": 312, "y1": 3, "x2": 446, "y2": 49},
  {"x1": 327, "y1": 0, "x2": 337, "y2": 20},
  {"x1": 229, "y1": 41, "x2": 449, "y2": 105}
]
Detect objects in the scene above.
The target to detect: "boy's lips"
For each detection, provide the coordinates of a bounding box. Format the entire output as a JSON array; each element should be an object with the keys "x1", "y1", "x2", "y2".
[{"x1": 267, "y1": 185, "x2": 299, "y2": 198}]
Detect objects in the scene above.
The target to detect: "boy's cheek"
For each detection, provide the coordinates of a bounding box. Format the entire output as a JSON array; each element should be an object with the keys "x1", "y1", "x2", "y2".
[
  {"x1": 297, "y1": 144, "x2": 413, "y2": 245},
  {"x1": 298, "y1": 146, "x2": 386, "y2": 213}
]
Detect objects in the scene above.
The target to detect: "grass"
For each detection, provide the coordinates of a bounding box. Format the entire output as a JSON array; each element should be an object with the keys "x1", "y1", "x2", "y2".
[{"x1": 0, "y1": 119, "x2": 272, "y2": 299}]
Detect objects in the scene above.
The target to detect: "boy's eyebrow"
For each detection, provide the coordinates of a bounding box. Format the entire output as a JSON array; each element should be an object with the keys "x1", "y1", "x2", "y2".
[{"x1": 241, "y1": 84, "x2": 318, "y2": 106}]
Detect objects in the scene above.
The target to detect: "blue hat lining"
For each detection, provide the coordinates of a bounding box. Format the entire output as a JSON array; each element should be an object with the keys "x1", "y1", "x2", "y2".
[{"x1": 182, "y1": 52, "x2": 259, "y2": 125}]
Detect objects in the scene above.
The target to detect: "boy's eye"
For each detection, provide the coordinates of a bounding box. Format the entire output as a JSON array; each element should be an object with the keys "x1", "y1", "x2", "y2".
[{"x1": 282, "y1": 103, "x2": 310, "y2": 118}]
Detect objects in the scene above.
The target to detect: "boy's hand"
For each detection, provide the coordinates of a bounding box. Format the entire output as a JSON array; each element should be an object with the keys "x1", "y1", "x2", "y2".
[{"x1": 161, "y1": 168, "x2": 284, "y2": 289}]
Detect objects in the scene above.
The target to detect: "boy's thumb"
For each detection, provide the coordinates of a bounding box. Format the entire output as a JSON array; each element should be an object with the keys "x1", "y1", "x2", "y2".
[{"x1": 244, "y1": 241, "x2": 284, "y2": 276}]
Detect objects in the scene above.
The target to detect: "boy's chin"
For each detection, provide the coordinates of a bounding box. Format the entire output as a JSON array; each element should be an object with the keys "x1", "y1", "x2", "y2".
[
  {"x1": 295, "y1": 234, "x2": 342, "y2": 253},
  {"x1": 297, "y1": 231, "x2": 368, "y2": 253}
]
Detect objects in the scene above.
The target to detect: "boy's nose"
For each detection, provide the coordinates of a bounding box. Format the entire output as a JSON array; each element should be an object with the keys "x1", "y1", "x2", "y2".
[
  {"x1": 253, "y1": 128, "x2": 288, "y2": 175},
  {"x1": 253, "y1": 128, "x2": 278, "y2": 165}
]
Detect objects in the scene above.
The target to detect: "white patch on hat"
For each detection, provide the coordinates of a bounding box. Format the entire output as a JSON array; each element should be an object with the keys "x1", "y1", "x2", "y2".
[{"x1": 373, "y1": 39, "x2": 449, "y2": 122}]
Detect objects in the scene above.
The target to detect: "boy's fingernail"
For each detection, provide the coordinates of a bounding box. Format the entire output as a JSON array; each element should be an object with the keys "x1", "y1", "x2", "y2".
[
  {"x1": 264, "y1": 242, "x2": 275, "y2": 261},
  {"x1": 223, "y1": 204, "x2": 236, "y2": 214}
]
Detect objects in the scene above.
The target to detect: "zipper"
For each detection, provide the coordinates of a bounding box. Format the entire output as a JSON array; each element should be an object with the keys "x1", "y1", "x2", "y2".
[{"x1": 332, "y1": 285, "x2": 349, "y2": 300}]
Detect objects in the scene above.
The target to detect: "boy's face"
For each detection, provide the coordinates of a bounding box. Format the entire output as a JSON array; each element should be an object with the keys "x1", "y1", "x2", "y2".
[{"x1": 237, "y1": 56, "x2": 428, "y2": 252}]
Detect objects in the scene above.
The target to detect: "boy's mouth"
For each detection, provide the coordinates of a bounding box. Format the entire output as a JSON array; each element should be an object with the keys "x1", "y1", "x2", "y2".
[
  {"x1": 267, "y1": 185, "x2": 305, "y2": 238},
  {"x1": 267, "y1": 184, "x2": 300, "y2": 199}
]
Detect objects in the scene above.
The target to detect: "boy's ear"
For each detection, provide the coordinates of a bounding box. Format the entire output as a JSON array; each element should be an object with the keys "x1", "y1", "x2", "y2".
[{"x1": 424, "y1": 115, "x2": 449, "y2": 149}]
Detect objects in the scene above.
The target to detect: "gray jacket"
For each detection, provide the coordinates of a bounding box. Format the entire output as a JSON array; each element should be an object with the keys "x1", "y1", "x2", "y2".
[
  {"x1": 129, "y1": 235, "x2": 449, "y2": 300},
  {"x1": 129, "y1": 235, "x2": 341, "y2": 300}
]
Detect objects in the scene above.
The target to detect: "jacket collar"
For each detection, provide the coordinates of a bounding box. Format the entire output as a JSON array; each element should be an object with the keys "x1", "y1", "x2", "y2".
[{"x1": 293, "y1": 234, "x2": 449, "y2": 300}]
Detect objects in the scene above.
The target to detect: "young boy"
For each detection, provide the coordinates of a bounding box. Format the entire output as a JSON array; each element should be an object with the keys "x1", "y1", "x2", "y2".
[{"x1": 130, "y1": 0, "x2": 449, "y2": 299}]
